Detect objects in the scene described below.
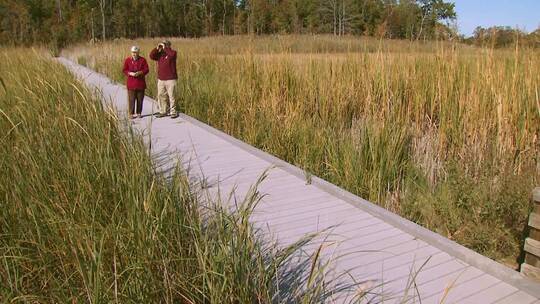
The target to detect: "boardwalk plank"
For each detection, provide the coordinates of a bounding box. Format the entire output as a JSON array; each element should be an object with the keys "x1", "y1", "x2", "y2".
[
  {"x1": 254, "y1": 201, "x2": 358, "y2": 225},
  {"x1": 273, "y1": 216, "x2": 386, "y2": 245},
  {"x1": 494, "y1": 291, "x2": 538, "y2": 304},
  {"x1": 343, "y1": 243, "x2": 439, "y2": 279},
  {"x1": 455, "y1": 281, "x2": 517, "y2": 304},
  {"x1": 372, "y1": 259, "x2": 473, "y2": 302},
  {"x1": 254, "y1": 195, "x2": 344, "y2": 214},
  {"x1": 260, "y1": 214, "x2": 380, "y2": 244}
]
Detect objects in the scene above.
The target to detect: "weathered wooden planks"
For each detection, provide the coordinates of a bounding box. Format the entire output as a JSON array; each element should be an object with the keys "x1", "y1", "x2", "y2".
[{"x1": 522, "y1": 187, "x2": 540, "y2": 281}]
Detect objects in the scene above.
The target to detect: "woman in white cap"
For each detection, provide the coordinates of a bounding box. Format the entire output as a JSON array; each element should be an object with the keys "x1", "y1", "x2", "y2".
[{"x1": 122, "y1": 46, "x2": 149, "y2": 119}]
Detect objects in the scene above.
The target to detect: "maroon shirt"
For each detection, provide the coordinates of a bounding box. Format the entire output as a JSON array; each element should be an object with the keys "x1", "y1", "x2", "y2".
[
  {"x1": 149, "y1": 47, "x2": 178, "y2": 80},
  {"x1": 122, "y1": 56, "x2": 149, "y2": 90}
]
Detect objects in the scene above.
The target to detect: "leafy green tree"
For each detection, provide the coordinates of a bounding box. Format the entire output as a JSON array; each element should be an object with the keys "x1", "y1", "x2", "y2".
[{"x1": 416, "y1": 0, "x2": 456, "y2": 39}]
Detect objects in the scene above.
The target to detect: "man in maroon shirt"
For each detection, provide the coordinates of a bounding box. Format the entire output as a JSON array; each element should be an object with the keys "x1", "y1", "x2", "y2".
[
  {"x1": 122, "y1": 46, "x2": 149, "y2": 119},
  {"x1": 149, "y1": 40, "x2": 179, "y2": 118}
]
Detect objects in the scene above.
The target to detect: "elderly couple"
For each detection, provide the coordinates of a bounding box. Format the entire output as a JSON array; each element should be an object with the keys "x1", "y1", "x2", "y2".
[{"x1": 122, "y1": 40, "x2": 179, "y2": 119}]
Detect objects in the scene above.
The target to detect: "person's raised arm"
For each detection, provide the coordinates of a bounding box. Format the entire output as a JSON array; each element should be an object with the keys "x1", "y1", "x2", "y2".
[{"x1": 149, "y1": 47, "x2": 160, "y2": 61}]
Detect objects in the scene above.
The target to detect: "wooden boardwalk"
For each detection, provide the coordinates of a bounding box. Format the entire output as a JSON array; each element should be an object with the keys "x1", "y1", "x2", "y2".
[{"x1": 59, "y1": 58, "x2": 540, "y2": 303}]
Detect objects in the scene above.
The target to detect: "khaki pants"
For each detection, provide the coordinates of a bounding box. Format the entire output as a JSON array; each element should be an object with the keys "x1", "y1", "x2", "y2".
[{"x1": 157, "y1": 79, "x2": 177, "y2": 115}]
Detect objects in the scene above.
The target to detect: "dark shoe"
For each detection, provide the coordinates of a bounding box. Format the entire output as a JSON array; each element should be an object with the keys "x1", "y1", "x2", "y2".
[{"x1": 170, "y1": 113, "x2": 179, "y2": 119}]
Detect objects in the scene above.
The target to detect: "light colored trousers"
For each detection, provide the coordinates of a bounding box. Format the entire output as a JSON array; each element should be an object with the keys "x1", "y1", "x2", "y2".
[{"x1": 157, "y1": 79, "x2": 177, "y2": 115}]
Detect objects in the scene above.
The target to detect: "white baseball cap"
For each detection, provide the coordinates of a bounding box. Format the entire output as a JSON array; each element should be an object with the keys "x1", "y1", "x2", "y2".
[{"x1": 130, "y1": 46, "x2": 140, "y2": 53}]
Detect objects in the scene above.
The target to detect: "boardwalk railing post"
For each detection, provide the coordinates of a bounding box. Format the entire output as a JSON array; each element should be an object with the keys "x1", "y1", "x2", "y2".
[{"x1": 522, "y1": 187, "x2": 540, "y2": 280}]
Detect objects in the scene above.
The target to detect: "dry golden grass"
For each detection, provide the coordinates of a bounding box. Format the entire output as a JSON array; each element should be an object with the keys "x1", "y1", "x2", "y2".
[
  {"x1": 1, "y1": 47, "x2": 351, "y2": 303},
  {"x1": 64, "y1": 35, "x2": 539, "y2": 265}
]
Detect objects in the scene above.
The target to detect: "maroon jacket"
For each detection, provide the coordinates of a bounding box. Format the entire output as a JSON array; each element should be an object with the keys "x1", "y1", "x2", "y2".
[
  {"x1": 123, "y1": 56, "x2": 149, "y2": 90},
  {"x1": 149, "y1": 47, "x2": 178, "y2": 80}
]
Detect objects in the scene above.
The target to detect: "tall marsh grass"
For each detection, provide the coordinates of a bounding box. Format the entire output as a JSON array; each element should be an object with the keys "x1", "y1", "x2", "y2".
[
  {"x1": 64, "y1": 35, "x2": 539, "y2": 265},
  {"x1": 0, "y1": 48, "x2": 352, "y2": 303}
]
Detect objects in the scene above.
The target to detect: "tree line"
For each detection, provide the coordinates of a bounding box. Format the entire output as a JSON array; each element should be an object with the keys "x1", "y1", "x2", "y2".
[
  {"x1": 2, "y1": 0, "x2": 537, "y2": 48},
  {"x1": 464, "y1": 26, "x2": 540, "y2": 49},
  {"x1": 1, "y1": 0, "x2": 459, "y2": 46}
]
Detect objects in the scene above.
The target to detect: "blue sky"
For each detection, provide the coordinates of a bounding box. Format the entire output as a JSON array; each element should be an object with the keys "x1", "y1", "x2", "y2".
[{"x1": 452, "y1": 0, "x2": 540, "y2": 36}]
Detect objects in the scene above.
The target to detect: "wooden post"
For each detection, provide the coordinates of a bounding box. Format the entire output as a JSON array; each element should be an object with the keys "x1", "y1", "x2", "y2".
[{"x1": 522, "y1": 187, "x2": 540, "y2": 280}]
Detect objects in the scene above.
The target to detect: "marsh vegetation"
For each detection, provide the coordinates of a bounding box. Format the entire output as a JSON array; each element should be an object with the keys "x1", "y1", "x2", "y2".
[
  {"x1": 64, "y1": 35, "x2": 540, "y2": 266},
  {"x1": 0, "y1": 48, "x2": 348, "y2": 303}
]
